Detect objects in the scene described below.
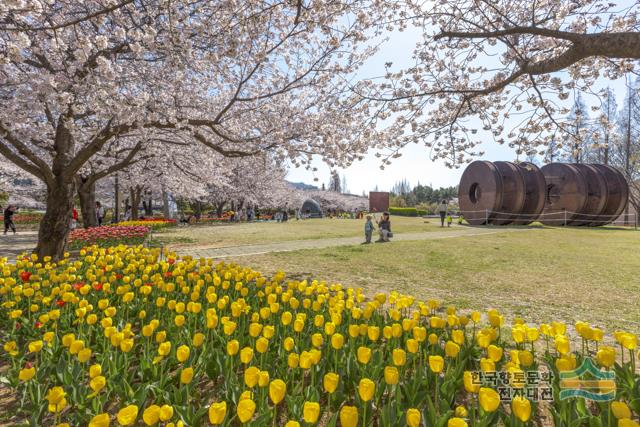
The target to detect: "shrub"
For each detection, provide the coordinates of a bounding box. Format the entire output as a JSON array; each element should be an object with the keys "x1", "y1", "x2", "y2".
[{"x1": 389, "y1": 207, "x2": 419, "y2": 216}]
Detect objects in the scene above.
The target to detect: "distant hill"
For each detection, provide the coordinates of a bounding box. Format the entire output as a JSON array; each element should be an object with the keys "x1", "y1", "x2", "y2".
[{"x1": 287, "y1": 181, "x2": 319, "y2": 190}]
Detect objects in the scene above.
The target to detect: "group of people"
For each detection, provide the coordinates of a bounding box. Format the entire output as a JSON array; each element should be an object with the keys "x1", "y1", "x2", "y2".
[
  {"x1": 361, "y1": 199, "x2": 458, "y2": 244},
  {"x1": 363, "y1": 211, "x2": 392, "y2": 244}
]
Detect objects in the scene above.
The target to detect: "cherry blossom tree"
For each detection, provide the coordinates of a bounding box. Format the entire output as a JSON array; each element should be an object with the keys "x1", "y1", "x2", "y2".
[
  {"x1": 0, "y1": 0, "x2": 383, "y2": 258},
  {"x1": 359, "y1": 0, "x2": 640, "y2": 167}
]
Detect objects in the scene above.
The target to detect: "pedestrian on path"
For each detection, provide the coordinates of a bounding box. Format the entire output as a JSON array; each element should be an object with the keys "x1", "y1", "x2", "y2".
[
  {"x1": 96, "y1": 201, "x2": 105, "y2": 226},
  {"x1": 447, "y1": 214, "x2": 453, "y2": 227},
  {"x1": 438, "y1": 200, "x2": 448, "y2": 227},
  {"x1": 363, "y1": 214, "x2": 375, "y2": 244},
  {"x1": 3, "y1": 205, "x2": 17, "y2": 234}
]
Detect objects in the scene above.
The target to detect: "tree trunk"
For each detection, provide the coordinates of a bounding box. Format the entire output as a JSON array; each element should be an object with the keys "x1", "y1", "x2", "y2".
[
  {"x1": 35, "y1": 179, "x2": 76, "y2": 260},
  {"x1": 143, "y1": 190, "x2": 153, "y2": 216},
  {"x1": 216, "y1": 201, "x2": 226, "y2": 218},
  {"x1": 162, "y1": 190, "x2": 171, "y2": 219},
  {"x1": 130, "y1": 186, "x2": 143, "y2": 220},
  {"x1": 76, "y1": 176, "x2": 97, "y2": 228}
]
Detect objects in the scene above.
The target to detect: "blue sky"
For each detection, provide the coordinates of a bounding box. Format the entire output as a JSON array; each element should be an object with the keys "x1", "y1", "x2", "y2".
[{"x1": 286, "y1": 25, "x2": 631, "y2": 194}]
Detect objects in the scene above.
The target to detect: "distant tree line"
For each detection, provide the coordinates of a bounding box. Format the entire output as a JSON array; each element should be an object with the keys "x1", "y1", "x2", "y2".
[{"x1": 390, "y1": 179, "x2": 458, "y2": 213}]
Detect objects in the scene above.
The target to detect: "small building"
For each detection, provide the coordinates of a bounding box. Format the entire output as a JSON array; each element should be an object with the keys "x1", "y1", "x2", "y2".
[{"x1": 301, "y1": 199, "x2": 323, "y2": 218}]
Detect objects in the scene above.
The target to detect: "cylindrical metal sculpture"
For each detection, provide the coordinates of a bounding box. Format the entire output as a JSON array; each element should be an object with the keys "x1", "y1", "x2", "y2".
[
  {"x1": 458, "y1": 160, "x2": 545, "y2": 225},
  {"x1": 512, "y1": 162, "x2": 546, "y2": 225},
  {"x1": 458, "y1": 161, "x2": 628, "y2": 226}
]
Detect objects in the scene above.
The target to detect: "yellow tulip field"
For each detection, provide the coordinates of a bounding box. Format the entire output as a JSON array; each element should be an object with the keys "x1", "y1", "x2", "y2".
[{"x1": 0, "y1": 245, "x2": 638, "y2": 426}]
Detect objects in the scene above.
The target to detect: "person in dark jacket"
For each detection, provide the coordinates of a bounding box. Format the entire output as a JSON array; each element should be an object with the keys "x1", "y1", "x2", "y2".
[
  {"x1": 376, "y1": 212, "x2": 392, "y2": 242},
  {"x1": 3, "y1": 205, "x2": 17, "y2": 234}
]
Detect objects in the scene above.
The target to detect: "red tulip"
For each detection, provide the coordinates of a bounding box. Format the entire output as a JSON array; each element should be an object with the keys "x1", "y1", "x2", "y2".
[{"x1": 20, "y1": 271, "x2": 31, "y2": 282}]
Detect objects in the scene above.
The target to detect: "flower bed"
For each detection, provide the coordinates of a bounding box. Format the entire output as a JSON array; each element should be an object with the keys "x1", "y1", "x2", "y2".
[
  {"x1": 0, "y1": 213, "x2": 44, "y2": 224},
  {"x1": 115, "y1": 219, "x2": 176, "y2": 230},
  {"x1": 67, "y1": 226, "x2": 150, "y2": 249},
  {"x1": 0, "y1": 246, "x2": 638, "y2": 426}
]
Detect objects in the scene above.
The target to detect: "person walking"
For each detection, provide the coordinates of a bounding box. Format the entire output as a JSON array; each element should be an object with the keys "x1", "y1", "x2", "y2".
[
  {"x1": 437, "y1": 199, "x2": 448, "y2": 227},
  {"x1": 3, "y1": 205, "x2": 17, "y2": 234},
  {"x1": 96, "y1": 201, "x2": 105, "y2": 226},
  {"x1": 71, "y1": 207, "x2": 78, "y2": 230},
  {"x1": 363, "y1": 214, "x2": 375, "y2": 244}
]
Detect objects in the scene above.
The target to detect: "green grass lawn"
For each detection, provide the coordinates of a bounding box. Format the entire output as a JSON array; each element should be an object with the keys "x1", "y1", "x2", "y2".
[
  {"x1": 235, "y1": 226, "x2": 640, "y2": 332},
  {"x1": 156, "y1": 216, "x2": 450, "y2": 248}
]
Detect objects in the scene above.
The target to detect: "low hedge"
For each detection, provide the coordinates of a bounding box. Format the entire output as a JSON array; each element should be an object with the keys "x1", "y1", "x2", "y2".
[{"x1": 389, "y1": 207, "x2": 430, "y2": 216}]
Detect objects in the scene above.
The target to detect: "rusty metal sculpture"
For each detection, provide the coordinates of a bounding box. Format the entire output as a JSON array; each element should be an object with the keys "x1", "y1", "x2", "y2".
[{"x1": 458, "y1": 161, "x2": 628, "y2": 226}]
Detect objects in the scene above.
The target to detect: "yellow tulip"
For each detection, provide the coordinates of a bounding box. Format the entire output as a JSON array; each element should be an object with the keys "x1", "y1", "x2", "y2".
[
  {"x1": 428, "y1": 355, "x2": 444, "y2": 373},
  {"x1": 89, "y1": 364, "x2": 102, "y2": 379},
  {"x1": 448, "y1": 418, "x2": 468, "y2": 427},
  {"x1": 384, "y1": 366, "x2": 399, "y2": 385},
  {"x1": 193, "y1": 333, "x2": 205, "y2": 347},
  {"x1": 143, "y1": 405, "x2": 161, "y2": 425},
  {"x1": 244, "y1": 366, "x2": 260, "y2": 388},
  {"x1": 367, "y1": 326, "x2": 380, "y2": 341},
  {"x1": 454, "y1": 406, "x2": 468, "y2": 417},
  {"x1": 512, "y1": 396, "x2": 531, "y2": 422},
  {"x1": 258, "y1": 371, "x2": 270, "y2": 387},
  {"x1": 288, "y1": 353, "x2": 299, "y2": 368},
  {"x1": 19, "y1": 367, "x2": 35, "y2": 381},
  {"x1": 208, "y1": 402, "x2": 227, "y2": 425},
  {"x1": 117, "y1": 405, "x2": 139, "y2": 426},
  {"x1": 339, "y1": 405, "x2": 358, "y2": 427},
  {"x1": 159, "y1": 405, "x2": 173, "y2": 421},
  {"x1": 487, "y1": 345, "x2": 503, "y2": 362},
  {"x1": 479, "y1": 387, "x2": 500, "y2": 412},
  {"x1": 480, "y1": 357, "x2": 496, "y2": 372},
  {"x1": 618, "y1": 419, "x2": 640, "y2": 427},
  {"x1": 555, "y1": 335, "x2": 570, "y2": 355},
  {"x1": 406, "y1": 408, "x2": 421, "y2": 427},
  {"x1": 237, "y1": 398, "x2": 256, "y2": 423},
  {"x1": 240, "y1": 347, "x2": 254, "y2": 364},
  {"x1": 158, "y1": 341, "x2": 171, "y2": 356},
  {"x1": 358, "y1": 378, "x2": 375, "y2": 402},
  {"x1": 180, "y1": 367, "x2": 194, "y2": 384},
  {"x1": 402, "y1": 339, "x2": 417, "y2": 354},
  {"x1": 445, "y1": 341, "x2": 460, "y2": 358},
  {"x1": 303, "y1": 401, "x2": 320, "y2": 424},
  {"x1": 256, "y1": 337, "x2": 269, "y2": 353},
  {"x1": 611, "y1": 401, "x2": 632, "y2": 419},
  {"x1": 312, "y1": 333, "x2": 324, "y2": 347},
  {"x1": 596, "y1": 346, "x2": 616, "y2": 368},
  {"x1": 46, "y1": 386, "x2": 67, "y2": 413},
  {"x1": 323, "y1": 372, "x2": 339, "y2": 393},
  {"x1": 284, "y1": 422, "x2": 300, "y2": 427},
  {"x1": 88, "y1": 413, "x2": 110, "y2": 427},
  {"x1": 227, "y1": 340, "x2": 239, "y2": 356},
  {"x1": 357, "y1": 346, "x2": 372, "y2": 364},
  {"x1": 463, "y1": 371, "x2": 480, "y2": 393},
  {"x1": 176, "y1": 345, "x2": 190, "y2": 363},
  {"x1": 120, "y1": 339, "x2": 134, "y2": 353},
  {"x1": 28, "y1": 340, "x2": 43, "y2": 353},
  {"x1": 513, "y1": 351, "x2": 530, "y2": 368},
  {"x1": 330, "y1": 333, "x2": 344, "y2": 349},
  {"x1": 89, "y1": 375, "x2": 106, "y2": 394},
  {"x1": 392, "y1": 348, "x2": 406, "y2": 366},
  {"x1": 78, "y1": 348, "x2": 92, "y2": 363},
  {"x1": 269, "y1": 379, "x2": 286, "y2": 404}
]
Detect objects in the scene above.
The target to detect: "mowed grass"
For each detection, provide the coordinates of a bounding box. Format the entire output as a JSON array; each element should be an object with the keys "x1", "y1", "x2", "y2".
[
  {"x1": 238, "y1": 226, "x2": 640, "y2": 331},
  {"x1": 156, "y1": 216, "x2": 448, "y2": 248}
]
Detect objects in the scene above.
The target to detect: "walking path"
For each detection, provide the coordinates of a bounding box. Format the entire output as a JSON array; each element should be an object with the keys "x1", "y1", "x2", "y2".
[
  {"x1": 171, "y1": 226, "x2": 524, "y2": 259},
  {"x1": 0, "y1": 231, "x2": 39, "y2": 259},
  {"x1": 0, "y1": 227, "x2": 526, "y2": 261}
]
